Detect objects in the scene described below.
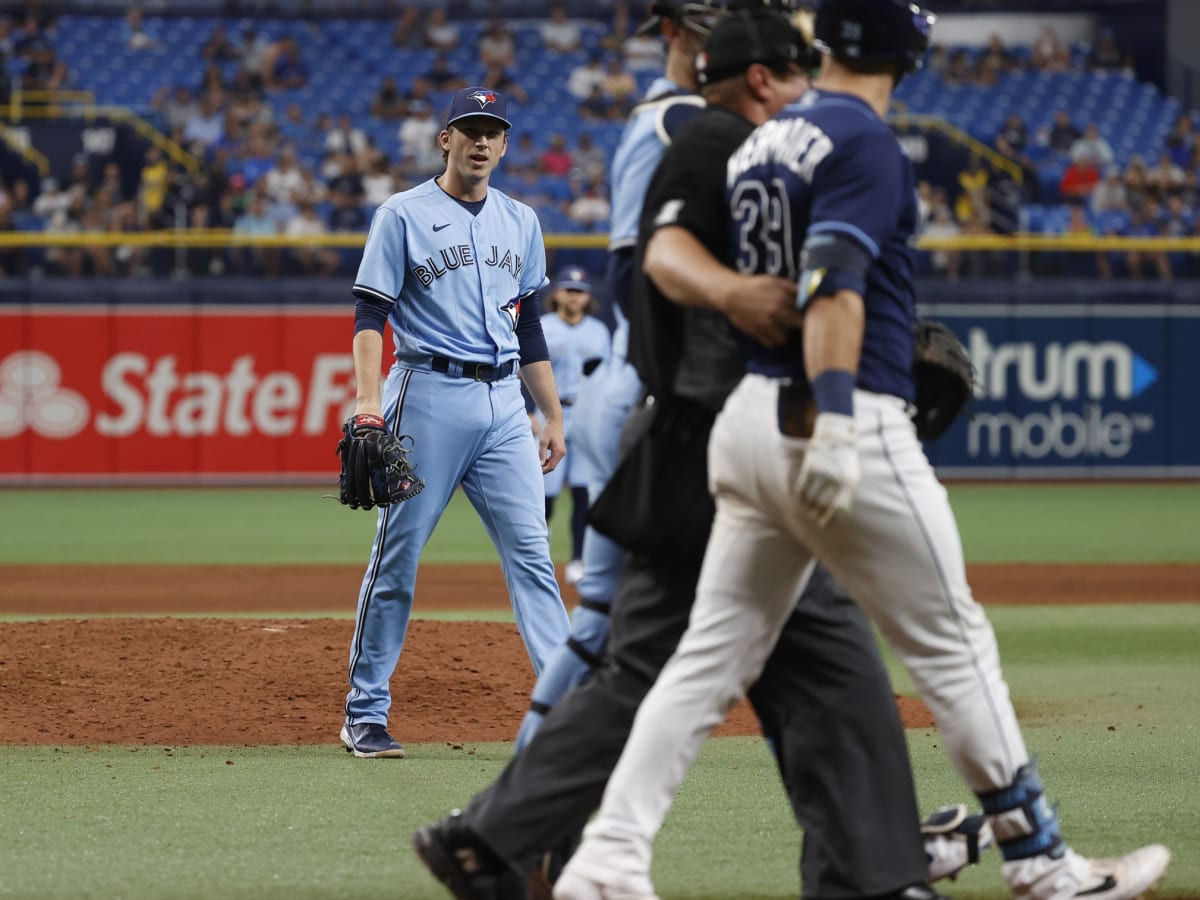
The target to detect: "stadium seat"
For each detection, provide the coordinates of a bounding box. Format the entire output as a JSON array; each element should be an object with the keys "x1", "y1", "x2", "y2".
[{"x1": 23, "y1": 18, "x2": 1184, "y2": 239}]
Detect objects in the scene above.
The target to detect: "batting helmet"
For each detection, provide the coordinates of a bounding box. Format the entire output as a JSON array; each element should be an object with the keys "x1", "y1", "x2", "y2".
[
  {"x1": 638, "y1": 0, "x2": 801, "y2": 37},
  {"x1": 813, "y1": 0, "x2": 936, "y2": 75}
]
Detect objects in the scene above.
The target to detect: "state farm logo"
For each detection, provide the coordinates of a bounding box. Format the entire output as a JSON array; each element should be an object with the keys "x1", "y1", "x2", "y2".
[
  {"x1": 0, "y1": 351, "x2": 90, "y2": 439},
  {"x1": 0, "y1": 350, "x2": 358, "y2": 439}
]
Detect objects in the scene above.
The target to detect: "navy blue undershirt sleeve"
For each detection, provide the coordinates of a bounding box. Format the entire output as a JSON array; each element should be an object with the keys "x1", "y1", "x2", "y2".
[
  {"x1": 516, "y1": 289, "x2": 549, "y2": 364},
  {"x1": 353, "y1": 291, "x2": 392, "y2": 334}
]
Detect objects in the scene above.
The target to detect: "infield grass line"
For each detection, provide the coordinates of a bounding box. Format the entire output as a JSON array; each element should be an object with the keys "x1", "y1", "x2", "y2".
[{"x1": 2, "y1": 484, "x2": 1199, "y2": 564}]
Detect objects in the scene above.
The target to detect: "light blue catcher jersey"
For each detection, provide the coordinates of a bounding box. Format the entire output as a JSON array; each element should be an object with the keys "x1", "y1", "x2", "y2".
[
  {"x1": 607, "y1": 77, "x2": 705, "y2": 251},
  {"x1": 353, "y1": 179, "x2": 549, "y2": 366},
  {"x1": 541, "y1": 313, "x2": 612, "y2": 403}
]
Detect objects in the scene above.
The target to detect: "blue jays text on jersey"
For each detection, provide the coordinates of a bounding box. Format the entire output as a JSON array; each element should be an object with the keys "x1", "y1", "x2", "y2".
[
  {"x1": 411, "y1": 243, "x2": 526, "y2": 287},
  {"x1": 353, "y1": 178, "x2": 548, "y2": 367},
  {"x1": 726, "y1": 88, "x2": 920, "y2": 401}
]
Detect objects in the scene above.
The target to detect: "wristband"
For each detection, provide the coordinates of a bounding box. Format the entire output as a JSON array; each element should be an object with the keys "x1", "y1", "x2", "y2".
[
  {"x1": 810, "y1": 370, "x2": 855, "y2": 417},
  {"x1": 353, "y1": 413, "x2": 386, "y2": 430}
]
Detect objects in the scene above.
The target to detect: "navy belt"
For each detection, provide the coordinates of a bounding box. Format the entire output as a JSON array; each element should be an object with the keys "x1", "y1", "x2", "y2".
[{"x1": 432, "y1": 356, "x2": 517, "y2": 382}]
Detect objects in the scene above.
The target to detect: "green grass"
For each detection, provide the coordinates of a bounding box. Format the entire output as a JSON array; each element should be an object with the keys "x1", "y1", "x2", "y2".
[
  {"x1": 0, "y1": 487, "x2": 575, "y2": 565},
  {"x1": 0, "y1": 735, "x2": 1194, "y2": 900},
  {"x1": 881, "y1": 605, "x2": 1200, "y2": 723},
  {"x1": 949, "y1": 483, "x2": 1200, "y2": 562},
  {"x1": 2, "y1": 483, "x2": 1199, "y2": 565},
  {"x1": 1, "y1": 605, "x2": 1197, "y2": 899}
]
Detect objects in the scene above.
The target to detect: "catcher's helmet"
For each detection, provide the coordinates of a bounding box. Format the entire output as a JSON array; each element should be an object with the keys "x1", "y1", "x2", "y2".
[
  {"x1": 638, "y1": 0, "x2": 801, "y2": 37},
  {"x1": 813, "y1": 0, "x2": 936, "y2": 74}
]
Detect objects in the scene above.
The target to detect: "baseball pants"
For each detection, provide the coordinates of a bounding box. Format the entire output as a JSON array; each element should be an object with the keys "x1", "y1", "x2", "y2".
[
  {"x1": 464, "y1": 399, "x2": 928, "y2": 898},
  {"x1": 345, "y1": 365, "x2": 571, "y2": 726},
  {"x1": 573, "y1": 376, "x2": 1028, "y2": 884}
]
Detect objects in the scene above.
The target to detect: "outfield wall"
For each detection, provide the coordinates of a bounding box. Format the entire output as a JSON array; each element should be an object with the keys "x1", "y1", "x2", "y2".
[{"x1": 1, "y1": 278, "x2": 1197, "y2": 483}]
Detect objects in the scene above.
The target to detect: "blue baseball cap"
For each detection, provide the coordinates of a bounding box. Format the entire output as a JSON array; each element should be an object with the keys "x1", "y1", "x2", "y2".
[
  {"x1": 551, "y1": 266, "x2": 591, "y2": 292},
  {"x1": 444, "y1": 87, "x2": 513, "y2": 130}
]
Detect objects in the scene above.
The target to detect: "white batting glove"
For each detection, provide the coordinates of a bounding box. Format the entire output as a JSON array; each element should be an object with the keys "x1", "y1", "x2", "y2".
[{"x1": 797, "y1": 412, "x2": 860, "y2": 528}]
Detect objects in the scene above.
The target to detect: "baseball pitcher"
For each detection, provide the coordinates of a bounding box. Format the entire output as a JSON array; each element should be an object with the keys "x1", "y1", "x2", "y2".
[{"x1": 337, "y1": 87, "x2": 571, "y2": 759}]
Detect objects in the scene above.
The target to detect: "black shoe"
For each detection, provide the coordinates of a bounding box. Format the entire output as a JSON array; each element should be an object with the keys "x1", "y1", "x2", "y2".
[{"x1": 413, "y1": 811, "x2": 508, "y2": 900}]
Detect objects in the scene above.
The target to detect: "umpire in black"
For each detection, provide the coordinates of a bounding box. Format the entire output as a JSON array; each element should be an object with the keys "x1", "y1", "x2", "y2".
[{"x1": 415, "y1": 11, "x2": 935, "y2": 899}]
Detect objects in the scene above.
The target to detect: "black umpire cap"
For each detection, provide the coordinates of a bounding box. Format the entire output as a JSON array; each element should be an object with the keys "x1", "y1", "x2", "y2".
[{"x1": 695, "y1": 9, "x2": 811, "y2": 86}]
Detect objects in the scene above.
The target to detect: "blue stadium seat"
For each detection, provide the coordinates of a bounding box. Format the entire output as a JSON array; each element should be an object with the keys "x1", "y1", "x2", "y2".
[{"x1": 28, "y1": 22, "x2": 1186, "y2": 237}]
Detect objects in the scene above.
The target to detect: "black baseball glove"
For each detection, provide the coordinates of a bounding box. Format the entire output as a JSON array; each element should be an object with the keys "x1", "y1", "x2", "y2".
[
  {"x1": 335, "y1": 414, "x2": 425, "y2": 510},
  {"x1": 911, "y1": 319, "x2": 975, "y2": 441}
]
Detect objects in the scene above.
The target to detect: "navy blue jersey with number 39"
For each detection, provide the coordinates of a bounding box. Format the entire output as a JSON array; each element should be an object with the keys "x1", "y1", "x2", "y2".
[{"x1": 727, "y1": 88, "x2": 919, "y2": 401}]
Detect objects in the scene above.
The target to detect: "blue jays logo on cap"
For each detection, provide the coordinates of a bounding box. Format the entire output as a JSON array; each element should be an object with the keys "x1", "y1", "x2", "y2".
[{"x1": 445, "y1": 86, "x2": 513, "y2": 130}]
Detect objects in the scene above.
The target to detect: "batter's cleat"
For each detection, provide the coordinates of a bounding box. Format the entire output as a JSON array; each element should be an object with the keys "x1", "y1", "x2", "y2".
[
  {"x1": 1003, "y1": 844, "x2": 1170, "y2": 900},
  {"x1": 412, "y1": 811, "x2": 508, "y2": 900},
  {"x1": 553, "y1": 841, "x2": 659, "y2": 900},
  {"x1": 880, "y1": 886, "x2": 955, "y2": 900},
  {"x1": 339, "y1": 722, "x2": 405, "y2": 758},
  {"x1": 923, "y1": 803, "x2": 994, "y2": 882},
  {"x1": 552, "y1": 869, "x2": 660, "y2": 900}
]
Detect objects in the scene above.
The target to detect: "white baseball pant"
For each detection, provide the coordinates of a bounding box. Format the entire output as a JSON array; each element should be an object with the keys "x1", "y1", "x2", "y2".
[{"x1": 572, "y1": 373, "x2": 1031, "y2": 884}]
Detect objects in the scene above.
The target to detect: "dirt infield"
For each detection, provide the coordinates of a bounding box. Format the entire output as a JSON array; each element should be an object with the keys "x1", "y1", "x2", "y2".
[{"x1": 0, "y1": 562, "x2": 1194, "y2": 747}]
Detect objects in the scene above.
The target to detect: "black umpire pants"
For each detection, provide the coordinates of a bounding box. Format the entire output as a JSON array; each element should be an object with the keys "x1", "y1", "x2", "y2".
[{"x1": 464, "y1": 401, "x2": 928, "y2": 899}]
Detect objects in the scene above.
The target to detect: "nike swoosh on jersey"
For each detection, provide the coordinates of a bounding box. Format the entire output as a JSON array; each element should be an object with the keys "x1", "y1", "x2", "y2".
[{"x1": 433, "y1": 223, "x2": 451, "y2": 232}]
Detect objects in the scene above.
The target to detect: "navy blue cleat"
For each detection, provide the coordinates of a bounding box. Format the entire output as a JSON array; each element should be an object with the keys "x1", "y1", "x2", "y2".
[{"x1": 339, "y1": 722, "x2": 405, "y2": 758}]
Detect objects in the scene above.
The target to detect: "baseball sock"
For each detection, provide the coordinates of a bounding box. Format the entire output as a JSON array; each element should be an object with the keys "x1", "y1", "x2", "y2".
[{"x1": 570, "y1": 485, "x2": 589, "y2": 560}]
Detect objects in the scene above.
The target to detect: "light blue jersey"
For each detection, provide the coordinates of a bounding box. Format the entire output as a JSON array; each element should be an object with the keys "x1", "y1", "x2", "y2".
[
  {"x1": 541, "y1": 311, "x2": 613, "y2": 499},
  {"x1": 344, "y1": 172, "x2": 570, "y2": 734},
  {"x1": 354, "y1": 179, "x2": 550, "y2": 366},
  {"x1": 541, "y1": 313, "x2": 612, "y2": 404},
  {"x1": 607, "y1": 78, "x2": 705, "y2": 252}
]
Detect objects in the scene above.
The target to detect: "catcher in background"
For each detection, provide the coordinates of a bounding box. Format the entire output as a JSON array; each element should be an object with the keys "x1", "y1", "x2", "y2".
[
  {"x1": 334, "y1": 86, "x2": 570, "y2": 760},
  {"x1": 531, "y1": 266, "x2": 612, "y2": 585}
]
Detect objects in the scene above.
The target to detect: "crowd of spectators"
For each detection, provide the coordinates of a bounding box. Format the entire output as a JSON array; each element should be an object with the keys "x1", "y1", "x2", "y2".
[
  {"x1": 916, "y1": 106, "x2": 1199, "y2": 282},
  {"x1": 908, "y1": 23, "x2": 1200, "y2": 281},
  {"x1": 926, "y1": 25, "x2": 1135, "y2": 90},
  {"x1": 1, "y1": 10, "x2": 1198, "y2": 281},
  {"x1": 0, "y1": 5, "x2": 642, "y2": 277}
]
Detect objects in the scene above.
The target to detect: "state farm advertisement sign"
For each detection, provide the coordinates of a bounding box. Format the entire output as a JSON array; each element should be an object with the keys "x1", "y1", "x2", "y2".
[{"x1": 0, "y1": 306, "x2": 366, "y2": 482}]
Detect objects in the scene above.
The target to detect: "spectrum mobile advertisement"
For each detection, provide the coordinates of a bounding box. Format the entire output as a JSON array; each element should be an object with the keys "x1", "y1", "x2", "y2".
[{"x1": 921, "y1": 304, "x2": 1200, "y2": 477}]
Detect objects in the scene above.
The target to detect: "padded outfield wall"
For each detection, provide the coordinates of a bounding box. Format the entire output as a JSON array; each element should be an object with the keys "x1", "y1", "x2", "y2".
[{"x1": 1, "y1": 278, "x2": 1197, "y2": 483}]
